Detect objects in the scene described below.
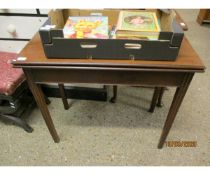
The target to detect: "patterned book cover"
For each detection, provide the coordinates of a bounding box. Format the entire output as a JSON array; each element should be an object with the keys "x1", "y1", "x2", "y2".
[
  {"x1": 63, "y1": 16, "x2": 109, "y2": 39},
  {"x1": 117, "y1": 11, "x2": 161, "y2": 32}
]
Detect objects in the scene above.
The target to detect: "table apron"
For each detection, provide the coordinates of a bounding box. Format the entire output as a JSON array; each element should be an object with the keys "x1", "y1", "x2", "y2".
[{"x1": 26, "y1": 68, "x2": 188, "y2": 87}]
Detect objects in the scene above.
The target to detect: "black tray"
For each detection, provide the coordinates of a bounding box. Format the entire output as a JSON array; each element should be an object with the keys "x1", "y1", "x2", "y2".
[{"x1": 39, "y1": 10, "x2": 184, "y2": 61}]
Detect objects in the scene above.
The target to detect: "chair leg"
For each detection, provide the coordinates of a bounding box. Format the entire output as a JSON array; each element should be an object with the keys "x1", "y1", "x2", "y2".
[
  {"x1": 110, "y1": 85, "x2": 118, "y2": 103},
  {"x1": 157, "y1": 87, "x2": 165, "y2": 107},
  {"x1": 0, "y1": 113, "x2": 33, "y2": 133},
  {"x1": 149, "y1": 87, "x2": 161, "y2": 113},
  {"x1": 58, "y1": 83, "x2": 69, "y2": 110}
]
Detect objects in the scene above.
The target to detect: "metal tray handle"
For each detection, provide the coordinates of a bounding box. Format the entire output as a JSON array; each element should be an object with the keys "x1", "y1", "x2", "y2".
[{"x1": 124, "y1": 43, "x2": 142, "y2": 50}]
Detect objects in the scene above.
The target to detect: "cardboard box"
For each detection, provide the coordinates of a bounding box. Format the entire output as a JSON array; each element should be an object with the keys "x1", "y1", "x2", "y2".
[{"x1": 40, "y1": 9, "x2": 184, "y2": 61}]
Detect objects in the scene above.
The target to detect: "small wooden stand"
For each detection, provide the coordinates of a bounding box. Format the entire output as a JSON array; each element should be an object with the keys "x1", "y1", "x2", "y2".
[{"x1": 197, "y1": 9, "x2": 210, "y2": 25}]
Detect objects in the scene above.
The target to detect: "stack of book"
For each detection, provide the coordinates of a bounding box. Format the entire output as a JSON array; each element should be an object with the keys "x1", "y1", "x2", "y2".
[
  {"x1": 115, "y1": 11, "x2": 161, "y2": 40},
  {"x1": 63, "y1": 16, "x2": 109, "y2": 39}
]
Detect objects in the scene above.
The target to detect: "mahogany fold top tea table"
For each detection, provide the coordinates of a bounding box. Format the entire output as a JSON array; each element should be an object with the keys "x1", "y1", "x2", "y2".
[{"x1": 12, "y1": 34, "x2": 205, "y2": 148}]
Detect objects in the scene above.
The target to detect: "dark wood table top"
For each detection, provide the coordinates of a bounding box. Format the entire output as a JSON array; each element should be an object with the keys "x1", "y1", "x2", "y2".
[{"x1": 13, "y1": 34, "x2": 205, "y2": 72}]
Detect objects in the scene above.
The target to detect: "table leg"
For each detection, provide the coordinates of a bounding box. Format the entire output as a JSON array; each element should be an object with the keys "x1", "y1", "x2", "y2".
[
  {"x1": 158, "y1": 73, "x2": 194, "y2": 148},
  {"x1": 58, "y1": 83, "x2": 69, "y2": 110},
  {"x1": 149, "y1": 87, "x2": 161, "y2": 113},
  {"x1": 23, "y1": 69, "x2": 60, "y2": 143},
  {"x1": 157, "y1": 87, "x2": 165, "y2": 107},
  {"x1": 110, "y1": 85, "x2": 118, "y2": 103}
]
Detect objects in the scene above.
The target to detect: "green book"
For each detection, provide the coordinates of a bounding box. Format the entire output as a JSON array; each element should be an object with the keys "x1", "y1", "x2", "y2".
[{"x1": 116, "y1": 11, "x2": 161, "y2": 40}]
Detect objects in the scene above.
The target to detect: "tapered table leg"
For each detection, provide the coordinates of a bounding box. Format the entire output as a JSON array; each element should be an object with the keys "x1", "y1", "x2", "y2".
[
  {"x1": 158, "y1": 73, "x2": 194, "y2": 149},
  {"x1": 23, "y1": 69, "x2": 60, "y2": 143},
  {"x1": 58, "y1": 83, "x2": 69, "y2": 110},
  {"x1": 149, "y1": 87, "x2": 161, "y2": 113},
  {"x1": 110, "y1": 85, "x2": 117, "y2": 103},
  {"x1": 157, "y1": 87, "x2": 165, "y2": 107}
]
